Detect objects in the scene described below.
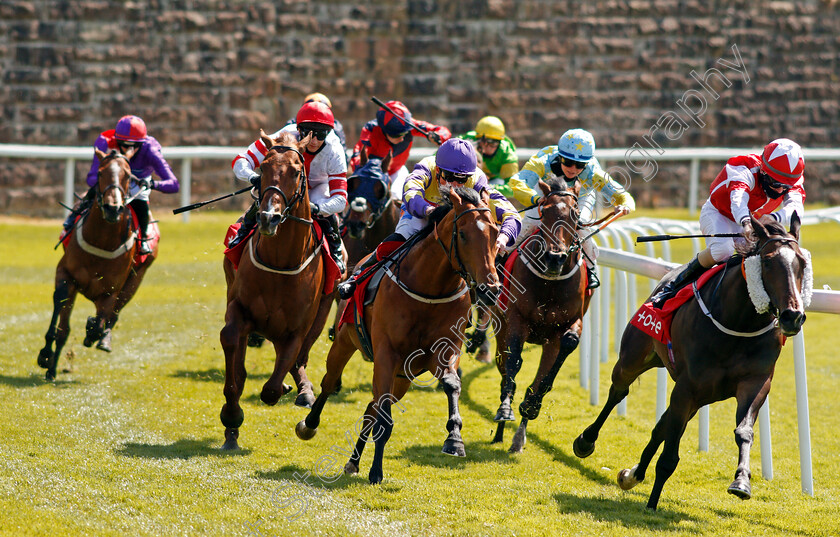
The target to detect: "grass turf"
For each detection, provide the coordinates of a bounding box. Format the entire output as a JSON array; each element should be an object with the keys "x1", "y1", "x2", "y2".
[{"x1": 0, "y1": 209, "x2": 838, "y2": 536}]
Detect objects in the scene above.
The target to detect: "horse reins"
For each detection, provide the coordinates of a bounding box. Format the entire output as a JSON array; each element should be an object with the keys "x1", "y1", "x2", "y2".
[
  {"x1": 257, "y1": 145, "x2": 313, "y2": 226},
  {"x1": 434, "y1": 206, "x2": 492, "y2": 288}
]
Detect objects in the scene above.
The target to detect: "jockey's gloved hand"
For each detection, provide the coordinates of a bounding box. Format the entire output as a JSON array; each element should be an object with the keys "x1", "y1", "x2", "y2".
[
  {"x1": 495, "y1": 235, "x2": 508, "y2": 253},
  {"x1": 138, "y1": 177, "x2": 154, "y2": 190},
  {"x1": 741, "y1": 217, "x2": 755, "y2": 241},
  {"x1": 248, "y1": 172, "x2": 261, "y2": 188},
  {"x1": 426, "y1": 131, "x2": 443, "y2": 145},
  {"x1": 310, "y1": 202, "x2": 321, "y2": 216}
]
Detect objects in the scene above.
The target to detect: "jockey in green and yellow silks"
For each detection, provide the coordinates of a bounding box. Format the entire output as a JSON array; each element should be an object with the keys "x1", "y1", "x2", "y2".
[{"x1": 459, "y1": 116, "x2": 519, "y2": 198}]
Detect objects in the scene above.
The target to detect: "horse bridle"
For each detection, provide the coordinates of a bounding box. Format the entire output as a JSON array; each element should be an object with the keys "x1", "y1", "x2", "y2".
[
  {"x1": 755, "y1": 235, "x2": 803, "y2": 318},
  {"x1": 257, "y1": 145, "x2": 312, "y2": 225},
  {"x1": 435, "y1": 206, "x2": 493, "y2": 287},
  {"x1": 96, "y1": 152, "x2": 134, "y2": 206},
  {"x1": 523, "y1": 190, "x2": 584, "y2": 265}
]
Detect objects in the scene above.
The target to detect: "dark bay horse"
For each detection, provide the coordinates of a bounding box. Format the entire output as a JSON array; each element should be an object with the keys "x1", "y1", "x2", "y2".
[
  {"x1": 220, "y1": 130, "x2": 336, "y2": 449},
  {"x1": 296, "y1": 187, "x2": 502, "y2": 484},
  {"x1": 342, "y1": 152, "x2": 398, "y2": 270},
  {"x1": 490, "y1": 178, "x2": 591, "y2": 453},
  {"x1": 38, "y1": 148, "x2": 157, "y2": 380},
  {"x1": 573, "y1": 214, "x2": 809, "y2": 510}
]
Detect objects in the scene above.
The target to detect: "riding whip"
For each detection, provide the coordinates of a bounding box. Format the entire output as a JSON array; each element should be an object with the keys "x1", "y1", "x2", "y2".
[
  {"x1": 173, "y1": 185, "x2": 252, "y2": 214},
  {"x1": 636, "y1": 233, "x2": 742, "y2": 243},
  {"x1": 370, "y1": 96, "x2": 442, "y2": 145}
]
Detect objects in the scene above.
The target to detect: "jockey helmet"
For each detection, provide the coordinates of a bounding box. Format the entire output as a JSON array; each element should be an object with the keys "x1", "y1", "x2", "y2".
[
  {"x1": 760, "y1": 138, "x2": 804, "y2": 185},
  {"x1": 376, "y1": 101, "x2": 412, "y2": 137},
  {"x1": 303, "y1": 92, "x2": 332, "y2": 109},
  {"x1": 114, "y1": 115, "x2": 147, "y2": 143},
  {"x1": 557, "y1": 128, "x2": 595, "y2": 163},
  {"x1": 296, "y1": 101, "x2": 334, "y2": 129},
  {"x1": 475, "y1": 116, "x2": 505, "y2": 141},
  {"x1": 436, "y1": 138, "x2": 477, "y2": 176}
]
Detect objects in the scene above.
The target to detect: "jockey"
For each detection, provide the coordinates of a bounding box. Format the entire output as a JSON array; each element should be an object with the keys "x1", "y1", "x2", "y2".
[
  {"x1": 650, "y1": 138, "x2": 806, "y2": 307},
  {"x1": 285, "y1": 92, "x2": 347, "y2": 152},
  {"x1": 348, "y1": 100, "x2": 452, "y2": 202},
  {"x1": 459, "y1": 116, "x2": 519, "y2": 197},
  {"x1": 337, "y1": 138, "x2": 521, "y2": 299},
  {"x1": 230, "y1": 101, "x2": 348, "y2": 272},
  {"x1": 65, "y1": 115, "x2": 180, "y2": 256},
  {"x1": 507, "y1": 128, "x2": 635, "y2": 289}
]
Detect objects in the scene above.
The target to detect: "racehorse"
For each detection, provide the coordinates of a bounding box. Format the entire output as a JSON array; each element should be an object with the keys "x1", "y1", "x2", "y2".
[
  {"x1": 573, "y1": 214, "x2": 809, "y2": 510},
  {"x1": 220, "y1": 130, "x2": 336, "y2": 450},
  {"x1": 342, "y1": 152, "x2": 399, "y2": 271},
  {"x1": 38, "y1": 147, "x2": 156, "y2": 381},
  {"x1": 490, "y1": 178, "x2": 591, "y2": 453},
  {"x1": 295, "y1": 186, "x2": 502, "y2": 484}
]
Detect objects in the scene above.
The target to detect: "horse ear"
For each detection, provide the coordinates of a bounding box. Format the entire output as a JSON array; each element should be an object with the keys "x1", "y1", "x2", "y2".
[
  {"x1": 381, "y1": 150, "x2": 392, "y2": 172},
  {"x1": 571, "y1": 179, "x2": 582, "y2": 196},
  {"x1": 259, "y1": 129, "x2": 274, "y2": 149},
  {"x1": 537, "y1": 180, "x2": 551, "y2": 196},
  {"x1": 481, "y1": 188, "x2": 491, "y2": 206},
  {"x1": 449, "y1": 187, "x2": 463, "y2": 208},
  {"x1": 751, "y1": 215, "x2": 770, "y2": 242},
  {"x1": 359, "y1": 145, "x2": 368, "y2": 166},
  {"x1": 789, "y1": 211, "x2": 801, "y2": 241},
  {"x1": 94, "y1": 148, "x2": 106, "y2": 161}
]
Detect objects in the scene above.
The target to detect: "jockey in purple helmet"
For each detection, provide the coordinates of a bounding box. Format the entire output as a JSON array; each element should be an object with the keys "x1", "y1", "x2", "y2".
[
  {"x1": 338, "y1": 138, "x2": 521, "y2": 299},
  {"x1": 64, "y1": 115, "x2": 180, "y2": 255}
]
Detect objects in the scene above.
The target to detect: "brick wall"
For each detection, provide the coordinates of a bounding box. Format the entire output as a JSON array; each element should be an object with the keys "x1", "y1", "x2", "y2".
[{"x1": 1, "y1": 0, "x2": 839, "y2": 215}]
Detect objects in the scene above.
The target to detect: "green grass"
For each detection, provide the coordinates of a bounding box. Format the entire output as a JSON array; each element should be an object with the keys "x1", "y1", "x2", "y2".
[{"x1": 1, "y1": 209, "x2": 839, "y2": 536}]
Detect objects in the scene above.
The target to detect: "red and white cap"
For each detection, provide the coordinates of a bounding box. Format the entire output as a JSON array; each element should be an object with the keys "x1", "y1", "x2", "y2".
[
  {"x1": 761, "y1": 138, "x2": 804, "y2": 185},
  {"x1": 114, "y1": 115, "x2": 147, "y2": 143},
  {"x1": 296, "y1": 101, "x2": 334, "y2": 128}
]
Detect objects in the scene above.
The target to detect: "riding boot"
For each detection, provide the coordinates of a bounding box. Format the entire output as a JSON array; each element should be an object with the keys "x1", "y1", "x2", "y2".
[
  {"x1": 130, "y1": 199, "x2": 152, "y2": 255},
  {"x1": 586, "y1": 263, "x2": 600, "y2": 289},
  {"x1": 63, "y1": 186, "x2": 96, "y2": 231},
  {"x1": 319, "y1": 214, "x2": 346, "y2": 273},
  {"x1": 337, "y1": 237, "x2": 405, "y2": 299},
  {"x1": 227, "y1": 202, "x2": 259, "y2": 249},
  {"x1": 650, "y1": 256, "x2": 706, "y2": 308}
]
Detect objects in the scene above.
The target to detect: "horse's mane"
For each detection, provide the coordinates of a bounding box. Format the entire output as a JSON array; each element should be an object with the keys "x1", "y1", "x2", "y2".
[
  {"x1": 544, "y1": 176, "x2": 573, "y2": 194},
  {"x1": 734, "y1": 219, "x2": 790, "y2": 259},
  {"x1": 273, "y1": 131, "x2": 298, "y2": 146},
  {"x1": 427, "y1": 186, "x2": 482, "y2": 225}
]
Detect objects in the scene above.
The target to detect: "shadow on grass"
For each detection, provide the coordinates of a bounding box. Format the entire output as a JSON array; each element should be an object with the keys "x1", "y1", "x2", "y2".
[
  {"x1": 0, "y1": 374, "x2": 79, "y2": 388},
  {"x1": 254, "y1": 464, "x2": 364, "y2": 491},
  {"x1": 172, "y1": 368, "x2": 269, "y2": 383},
  {"x1": 400, "y1": 442, "x2": 514, "y2": 469},
  {"x1": 115, "y1": 438, "x2": 252, "y2": 459},
  {"x1": 553, "y1": 491, "x2": 698, "y2": 529}
]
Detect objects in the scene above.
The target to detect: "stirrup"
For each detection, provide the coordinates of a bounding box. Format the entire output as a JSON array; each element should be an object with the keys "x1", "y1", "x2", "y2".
[
  {"x1": 138, "y1": 239, "x2": 152, "y2": 255},
  {"x1": 587, "y1": 270, "x2": 600, "y2": 290},
  {"x1": 337, "y1": 279, "x2": 357, "y2": 300},
  {"x1": 650, "y1": 284, "x2": 675, "y2": 308}
]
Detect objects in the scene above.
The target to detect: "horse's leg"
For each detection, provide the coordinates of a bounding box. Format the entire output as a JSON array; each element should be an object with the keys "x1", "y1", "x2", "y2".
[
  {"x1": 290, "y1": 294, "x2": 333, "y2": 408},
  {"x1": 345, "y1": 400, "x2": 377, "y2": 476},
  {"x1": 574, "y1": 326, "x2": 657, "y2": 458},
  {"x1": 439, "y1": 359, "x2": 466, "y2": 457},
  {"x1": 727, "y1": 376, "x2": 773, "y2": 500},
  {"x1": 101, "y1": 258, "x2": 154, "y2": 352},
  {"x1": 630, "y1": 382, "x2": 698, "y2": 510},
  {"x1": 219, "y1": 301, "x2": 250, "y2": 450},
  {"x1": 368, "y1": 352, "x2": 398, "y2": 485},
  {"x1": 466, "y1": 308, "x2": 491, "y2": 362},
  {"x1": 38, "y1": 271, "x2": 71, "y2": 368},
  {"x1": 42, "y1": 273, "x2": 78, "y2": 381},
  {"x1": 296, "y1": 323, "x2": 358, "y2": 440},
  {"x1": 491, "y1": 318, "x2": 510, "y2": 443},
  {"x1": 261, "y1": 334, "x2": 305, "y2": 406},
  {"x1": 495, "y1": 321, "x2": 523, "y2": 425}
]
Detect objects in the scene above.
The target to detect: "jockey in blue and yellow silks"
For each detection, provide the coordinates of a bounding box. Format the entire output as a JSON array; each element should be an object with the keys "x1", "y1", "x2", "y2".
[
  {"x1": 338, "y1": 138, "x2": 521, "y2": 299},
  {"x1": 507, "y1": 128, "x2": 635, "y2": 289}
]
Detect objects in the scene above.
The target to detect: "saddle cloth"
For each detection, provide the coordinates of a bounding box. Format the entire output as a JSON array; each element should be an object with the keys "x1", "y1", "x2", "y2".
[{"x1": 59, "y1": 208, "x2": 158, "y2": 267}]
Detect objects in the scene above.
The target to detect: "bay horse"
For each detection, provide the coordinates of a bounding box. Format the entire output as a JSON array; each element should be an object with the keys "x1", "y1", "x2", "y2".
[
  {"x1": 220, "y1": 130, "x2": 337, "y2": 450},
  {"x1": 38, "y1": 147, "x2": 157, "y2": 381},
  {"x1": 573, "y1": 214, "x2": 809, "y2": 510},
  {"x1": 490, "y1": 178, "x2": 591, "y2": 453},
  {"x1": 296, "y1": 186, "x2": 502, "y2": 484}
]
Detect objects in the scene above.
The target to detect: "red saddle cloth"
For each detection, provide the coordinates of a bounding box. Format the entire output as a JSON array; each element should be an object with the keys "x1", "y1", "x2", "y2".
[
  {"x1": 58, "y1": 209, "x2": 157, "y2": 267},
  {"x1": 338, "y1": 266, "x2": 377, "y2": 331},
  {"x1": 630, "y1": 263, "x2": 727, "y2": 346},
  {"x1": 223, "y1": 222, "x2": 341, "y2": 295}
]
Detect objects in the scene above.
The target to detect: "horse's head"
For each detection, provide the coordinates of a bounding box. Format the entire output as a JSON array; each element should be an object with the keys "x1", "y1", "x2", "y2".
[
  {"x1": 94, "y1": 148, "x2": 133, "y2": 224},
  {"x1": 433, "y1": 186, "x2": 501, "y2": 306},
  {"x1": 345, "y1": 154, "x2": 393, "y2": 239},
  {"x1": 534, "y1": 178, "x2": 581, "y2": 275},
  {"x1": 256, "y1": 129, "x2": 308, "y2": 237},
  {"x1": 748, "y1": 213, "x2": 809, "y2": 336}
]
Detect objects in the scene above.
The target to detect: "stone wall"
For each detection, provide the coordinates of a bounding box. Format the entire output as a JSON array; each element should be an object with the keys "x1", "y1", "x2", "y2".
[{"x1": 2, "y1": 0, "x2": 839, "y2": 215}]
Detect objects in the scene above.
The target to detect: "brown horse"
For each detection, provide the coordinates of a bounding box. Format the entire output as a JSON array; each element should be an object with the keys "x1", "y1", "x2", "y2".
[
  {"x1": 295, "y1": 187, "x2": 502, "y2": 484},
  {"x1": 38, "y1": 148, "x2": 157, "y2": 381},
  {"x1": 490, "y1": 178, "x2": 591, "y2": 452},
  {"x1": 573, "y1": 214, "x2": 809, "y2": 510},
  {"x1": 220, "y1": 130, "x2": 337, "y2": 450}
]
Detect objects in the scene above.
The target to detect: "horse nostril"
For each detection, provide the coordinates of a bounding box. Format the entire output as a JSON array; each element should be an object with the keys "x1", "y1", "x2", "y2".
[{"x1": 780, "y1": 309, "x2": 806, "y2": 331}]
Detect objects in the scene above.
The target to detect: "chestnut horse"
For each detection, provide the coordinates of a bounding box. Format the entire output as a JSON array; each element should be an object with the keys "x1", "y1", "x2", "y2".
[
  {"x1": 296, "y1": 187, "x2": 502, "y2": 484},
  {"x1": 220, "y1": 130, "x2": 336, "y2": 449},
  {"x1": 38, "y1": 148, "x2": 157, "y2": 380},
  {"x1": 573, "y1": 214, "x2": 809, "y2": 510},
  {"x1": 490, "y1": 178, "x2": 591, "y2": 453}
]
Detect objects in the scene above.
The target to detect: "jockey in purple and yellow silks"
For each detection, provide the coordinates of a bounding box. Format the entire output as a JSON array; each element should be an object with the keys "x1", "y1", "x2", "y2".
[
  {"x1": 337, "y1": 138, "x2": 521, "y2": 299},
  {"x1": 507, "y1": 128, "x2": 635, "y2": 289}
]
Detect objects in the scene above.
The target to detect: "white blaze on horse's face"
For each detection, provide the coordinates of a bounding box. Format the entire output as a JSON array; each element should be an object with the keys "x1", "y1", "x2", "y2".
[
  {"x1": 105, "y1": 160, "x2": 124, "y2": 205},
  {"x1": 778, "y1": 246, "x2": 804, "y2": 310},
  {"x1": 475, "y1": 220, "x2": 486, "y2": 232}
]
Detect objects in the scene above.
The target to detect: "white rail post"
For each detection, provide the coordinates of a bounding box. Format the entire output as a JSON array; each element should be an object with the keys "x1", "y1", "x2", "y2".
[
  {"x1": 63, "y1": 158, "x2": 75, "y2": 216},
  {"x1": 588, "y1": 284, "x2": 600, "y2": 405},
  {"x1": 793, "y1": 330, "x2": 814, "y2": 495},
  {"x1": 688, "y1": 158, "x2": 700, "y2": 216},
  {"x1": 758, "y1": 397, "x2": 773, "y2": 480},
  {"x1": 180, "y1": 159, "x2": 192, "y2": 223},
  {"x1": 580, "y1": 312, "x2": 590, "y2": 389}
]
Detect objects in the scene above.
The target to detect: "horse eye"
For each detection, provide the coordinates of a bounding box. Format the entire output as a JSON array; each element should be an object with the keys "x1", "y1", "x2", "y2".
[{"x1": 459, "y1": 231, "x2": 466, "y2": 241}]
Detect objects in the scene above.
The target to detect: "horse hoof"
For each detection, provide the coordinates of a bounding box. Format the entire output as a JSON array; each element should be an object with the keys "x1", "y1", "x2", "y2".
[
  {"x1": 222, "y1": 428, "x2": 240, "y2": 450},
  {"x1": 573, "y1": 434, "x2": 595, "y2": 458},
  {"x1": 96, "y1": 334, "x2": 112, "y2": 353},
  {"x1": 494, "y1": 405, "x2": 515, "y2": 422},
  {"x1": 246, "y1": 333, "x2": 265, "y2": 348},
  {"x1": 260, "y1": 383, "x2": 292, "y2": 406},
  {"x1": 442, "y1": 438, "x2": 466, "y2": 457},
  {"x1": 344, "y1": 461, "x2": 359, "y2": 475},
  {"x1": 294, "y1": 392, "x2": 316, "y2": 409},
  {"x1": 368, "y1": 470, "x2": 383, "y2": 485},
  {"x1": 45, "y1": 370, "x2": 56, "y2": 382},
  {"x1": 475, "y1": 350, "x2": 492, "y2": 364},
  {"x1": 37, "y1": 349, "x2": 51, "y2": 369},
  {"x1": 727, "y1": 480, "x2": 752, "y2": 500},
  {"x1": 508, "y1": 440, "x2": 524, "y2": 454},
  {"x1": 295, "y1": 420, "x2": 317, "y2": 441},
  {"x1": 83, "y1": 337, "x2": 94, "y2": 348},
  {"x1": 618, "y1": 465, "x2": 640, "y2": 490}
]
